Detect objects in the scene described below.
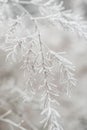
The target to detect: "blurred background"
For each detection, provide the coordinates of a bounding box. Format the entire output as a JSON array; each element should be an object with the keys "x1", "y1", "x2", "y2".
[{"x1": 0, "y1": 0, "x2": 87, "y2": 130}]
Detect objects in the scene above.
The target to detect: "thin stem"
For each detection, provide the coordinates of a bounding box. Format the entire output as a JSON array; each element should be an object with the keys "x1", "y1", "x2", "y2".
[
  {"x1": 0, "y1": 110, "x2": 12, "y2": 118},
  {"x1": 34, "y1": 20, "x2": 51, "y2": 108},
  {"x1": 0, "y1": 118, "x2": 27, "y2": 130}
]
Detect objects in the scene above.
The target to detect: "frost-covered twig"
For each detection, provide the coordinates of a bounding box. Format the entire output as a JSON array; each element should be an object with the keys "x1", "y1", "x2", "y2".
[
  {"x1": 0, "y1": 110, "x2": 26, "y2": 130},
  {"x1": 0, "y1": 110, "x2": 12, "y2": 118},
  {"x1": 33, "y1": 20, "x2": 76, "y2": 130},
  {"x1": 0, "y1": 1, "x2": 82, "y2": 130},
  {"x1": 35, "y1": 20, "x2": 61, "y2": 130},
  {"x1": 32, "y1": 1, "x2": 87, "y2": 39},
  {"x1": 0, "y1": 118, "x2": 26, "y2": 130}
]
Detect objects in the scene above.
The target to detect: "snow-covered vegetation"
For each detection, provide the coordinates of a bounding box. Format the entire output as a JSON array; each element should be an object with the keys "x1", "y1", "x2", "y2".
[{"x1": 0, "y1": 0, "x2": 87, "y2": 130}]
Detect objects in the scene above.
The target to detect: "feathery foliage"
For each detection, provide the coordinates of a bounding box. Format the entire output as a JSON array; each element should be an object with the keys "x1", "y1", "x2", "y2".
[{"x1": 0, "y1": 0, "x2": 86, "y2": 130}]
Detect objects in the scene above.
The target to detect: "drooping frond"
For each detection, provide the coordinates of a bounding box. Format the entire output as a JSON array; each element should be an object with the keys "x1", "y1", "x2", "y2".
[{"x1": 0, "y1": 0, "x2": 85, "y2": 130}]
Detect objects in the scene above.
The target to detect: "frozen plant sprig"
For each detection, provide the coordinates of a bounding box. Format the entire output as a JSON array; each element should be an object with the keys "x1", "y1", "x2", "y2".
[
  {"x1": 1, "y1": 0, "x2": 87, "y2": 130},
  {"x1": 35, "y1": 21, "x2": 61, "y2": 129},
  {"x1": 0, "y1": 110, "x2": 27, "y2": 130},
  {"x1": 33, "y1": 20, "x2": 76, "y2": 130},
  {"x1": 31, "y1": 0, "x2": 87, "y2": 39}
]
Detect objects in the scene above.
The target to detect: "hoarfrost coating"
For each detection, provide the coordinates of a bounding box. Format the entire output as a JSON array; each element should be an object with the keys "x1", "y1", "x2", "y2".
[{"x1": 0, "y1": 0, "x2": 86, "y2": 130}]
